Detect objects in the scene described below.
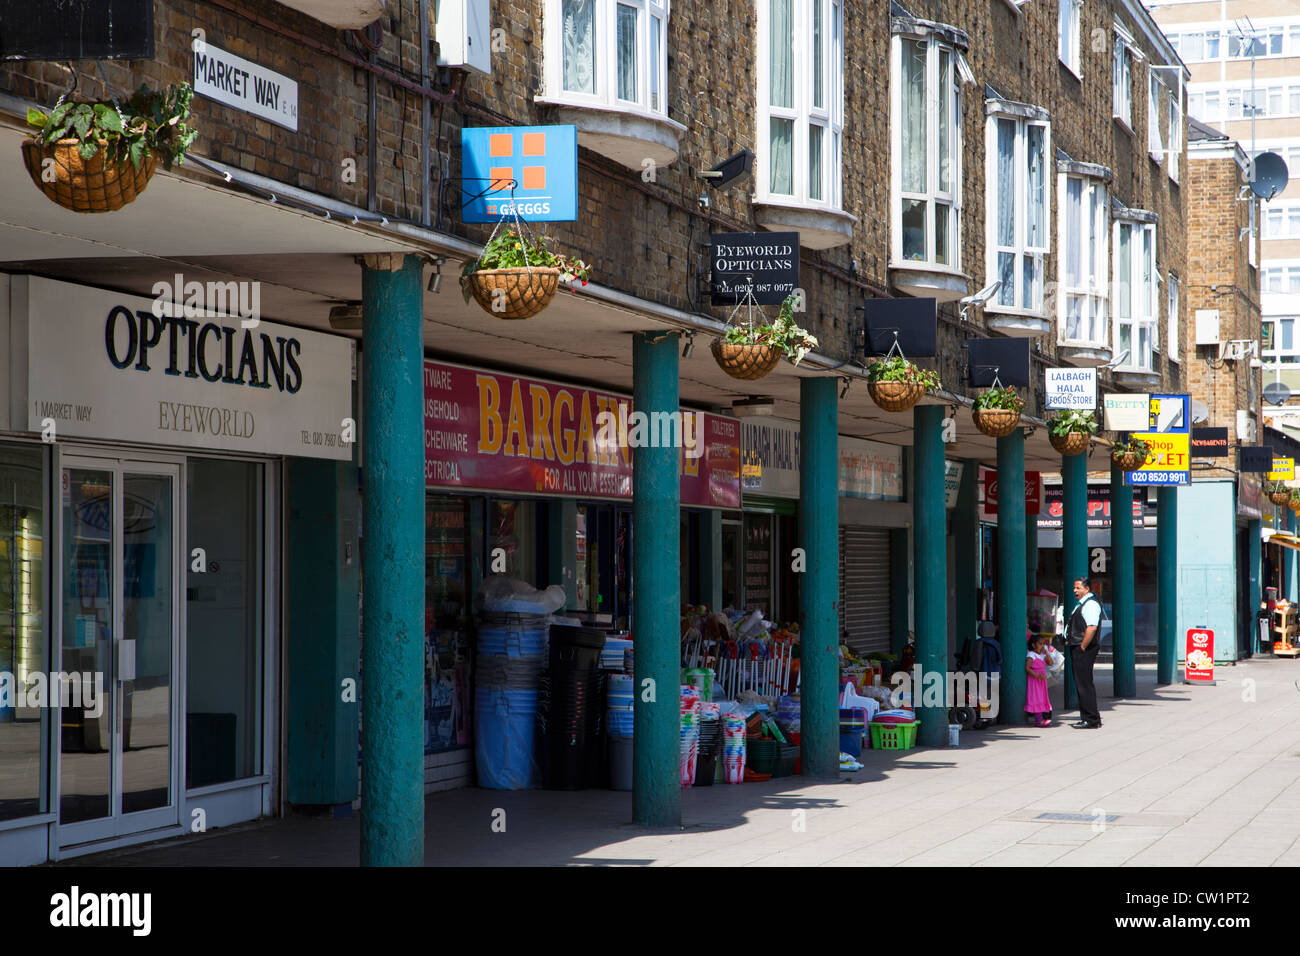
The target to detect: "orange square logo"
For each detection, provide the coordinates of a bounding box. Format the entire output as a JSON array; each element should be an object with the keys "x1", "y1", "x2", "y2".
[
  {"x1": 522, "y1": 132, "x2": 546, "y2": 156},
  {"x1": 522, "y1": 165, "x2": 546, "y2": 190},
  {"x1": 489, "y1": 133, "x2": 513, "y2": 157},
  {"x1": 489, "y1": 166, "x2": 514, "y2": 190}
]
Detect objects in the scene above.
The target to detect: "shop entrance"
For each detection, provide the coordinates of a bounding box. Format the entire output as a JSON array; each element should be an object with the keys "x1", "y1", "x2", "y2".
[{"x1": 55, "y1": 453, "x2": 181, "y2": 850}]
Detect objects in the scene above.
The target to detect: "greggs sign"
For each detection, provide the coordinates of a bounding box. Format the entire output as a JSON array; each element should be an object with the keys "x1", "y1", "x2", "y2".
[{"x1": 423, "y1": 359, "x2": 740, "y2": 507}]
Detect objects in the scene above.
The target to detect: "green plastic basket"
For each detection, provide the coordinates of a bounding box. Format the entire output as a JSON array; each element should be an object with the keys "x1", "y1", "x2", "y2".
[
  {"x1": 746, "y1": 738, "x2": 780, "y2": 774},
  {"x1": 870, "y1": 721, "x2": 918, "y2": 751}
]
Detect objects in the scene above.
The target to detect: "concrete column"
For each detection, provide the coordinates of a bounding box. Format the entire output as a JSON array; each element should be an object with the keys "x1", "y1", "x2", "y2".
[
  {"x1": 360, "y1": 253, "x2": 425, "y2": 867},
  {"x1": 953, "y1": 460, "x2": 979, "y2": 652},
  {"x1": 913, "y1": 405, "x2": 947, "y2": 747},
  {"x1": 1157, "y1": 486, "x2": 1178, "y2": 685},
  {"x1": 286, "y1": 458, "x2": 360, "y2": 806},
  {"x1": 1061, "y1": 452, "x2": 1087, "y2": 712},
  {"x1": 632, "y1": 331, "x2": 681, "y2": 826},
  {"x1": 1248, "y1": 517, "x2": 1262, "y2": 655},
  {"x1": 800, "y1": 377, "x2": 840, "y2": 777},
  {"x1": 996, "y1": 429, "x2": 1027, "y2": 725},
  {"x1": 1111, "y1": 462, "x2": 1137, "y2": 698}
]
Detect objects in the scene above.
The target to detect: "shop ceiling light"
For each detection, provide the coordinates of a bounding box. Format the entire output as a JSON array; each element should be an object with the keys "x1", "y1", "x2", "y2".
[
  {"x1": 732, "y1": 396, "x2": 774, "y2": 417},
  {"x1": 329, "y1": 303, "x2": 364, "y2": 330}
]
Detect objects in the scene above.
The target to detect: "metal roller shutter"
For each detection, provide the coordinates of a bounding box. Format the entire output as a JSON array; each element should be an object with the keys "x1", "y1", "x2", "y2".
[{"x1": 839, "y1": 527, "x2": 893, "y2": 656}]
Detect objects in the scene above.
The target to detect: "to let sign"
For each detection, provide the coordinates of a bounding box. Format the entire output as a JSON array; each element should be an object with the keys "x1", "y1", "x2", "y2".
[
  {"x1": 1045, "y1": 368, "x2": 1097, "y2": 410},
  {"x1": 710, "y1": 232, "x2": 800, "y2": 305},
  {"x1": 1127, "y1": 432, "x2": 1190, "y2": 486},
  {"x1": 1185, "y1": 628, "x2": 1214, "y2": 683}
]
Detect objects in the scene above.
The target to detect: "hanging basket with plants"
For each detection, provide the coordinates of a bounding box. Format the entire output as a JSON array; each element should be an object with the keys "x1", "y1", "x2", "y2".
[
  {"x1": 865, "y1": 356, "x2": 941, "y2": 413},
  {"x1": 22, "y1": 82, "x2": 196, "y2": 214},
  {"x1": 972, "y1": 386, "x2": 1025, "y2": 437},
  {"x1": 1290, "y1": 490, "x2": 1300, "y2": 514},
  {"x1": 460, "y1": 223, "x2": 589, "y2": 320},
  {"x1": 1046, "y1": 410, "x2": 1099, "y2": 456},
  {"x1": 711, "y1": 292, "x2": 818, "y2": 382},
  {"x1": 1111, "y1": 435, "x2": 1151, "y2": 472},
  {"x1": 1266, "y1": 481, "x2": 1292, "y2": 507}
]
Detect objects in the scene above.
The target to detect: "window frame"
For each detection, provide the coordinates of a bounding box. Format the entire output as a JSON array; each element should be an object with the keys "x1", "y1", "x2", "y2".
[
  {"x1": 984, "y1": 105, "x2": 1052, "y2": 316},
  {"x1": 1058, "y1": 0, "x2": 1081, "y2": 77},
  {"x1": 1112, "y1": 219, "x2": 1159, "y2": 373},
  {"x1": 1113, "y1": 24, "x2": 1135, "y2": 129},
  {"x1": 1166, "y1": 273, "x2": 1180, "y2": 364},
  {"x1": 542, "y1": 0, "x2": 671, "y2": 122},
  {"x1": 1149, "y1": 72, "x2": 1165, "y2": 162},
  {"x1": 1056, "y1": 172, "x2": 1110, "y2": 349},
  {"x1": 756, "y1": 0, "x2": 845, "y2": 210},
  {"x1": 1168, "y1": 84, "x2": 1182, "y2": 181},
  {"x1": 889, "y1": 25, "x2": 970, "y2": 271}
]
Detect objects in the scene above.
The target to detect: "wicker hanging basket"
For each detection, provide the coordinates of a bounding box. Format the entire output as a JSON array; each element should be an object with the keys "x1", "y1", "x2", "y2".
[
  {"x1": 867, "y1": 380, "x2": 925, "y2": 413},
  {"x1": 973, "y1": 407, "x2": 1022, "y2": 438},
  {"x1": 1049, "y1": 430, "x2": 1090, "y2": 456},
  {"x1": 1290, "y1": 498, "x2": 1300, "y2": 514},
  {"x1": 710, "y1": 340, "x2": 782, "y2": 381},
  {"x1": 21, "y1": 138, "x2": 157, "y2": 213},
  {"x1": 464, "y1": 267, "x2": 560, "y2": 320},
  {"x1": 1269, "y1": 490, "x2": 1292, "y2": 507},
  {"x1": 1112, "y1": 449, "x2": 1148, "y2": 472}
]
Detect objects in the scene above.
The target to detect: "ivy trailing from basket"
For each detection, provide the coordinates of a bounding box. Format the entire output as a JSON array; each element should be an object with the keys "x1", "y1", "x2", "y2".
[
  {"x1": 972, "y1": 386, "x2": 1025, "y2": 413},
  {"x1": 1046, "y1": 409, "x2": 1099, "y2": 437},
  {"x1": 864, "y1": 355, "x2": 941, "y2": 391},
  {"x1": 721, "y1": 294, "x2": 819, "y2": 365},
  {"x1": 26, "y1": 82, "x2": 197, "y2": 170},
  {"x1": 460, "y1": 228, "x2": 591, "y2": 303}
]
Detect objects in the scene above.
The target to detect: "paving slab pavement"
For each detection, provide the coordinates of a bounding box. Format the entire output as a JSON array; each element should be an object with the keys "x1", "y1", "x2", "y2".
[{"x1": 58, "y1": 658, "x2": 1300, "y2": 867}]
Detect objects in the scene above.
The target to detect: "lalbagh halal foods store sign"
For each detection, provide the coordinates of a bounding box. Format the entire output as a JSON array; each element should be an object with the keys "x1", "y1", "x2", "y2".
[{"x1": 15, "y1": 276, "x2": 353, "y2": 459}]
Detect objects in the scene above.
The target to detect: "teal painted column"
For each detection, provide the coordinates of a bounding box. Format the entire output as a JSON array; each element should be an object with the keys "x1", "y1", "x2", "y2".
[
  {"x1": 632, "y1": 331, "x2": 681, "y2": 825},
  {"x1": 913, "y1": 405, "x2": 947, "y2": 747},
  {"x1": 889, "y1": 528, "x2": 910, "y2": 656},
  {"x1": 1111, "y1": 462, "x2": 1136, "y2": 698},
  {"x1": 800, "y1": 377, "x2": 840, "y2": 777},
  {"x1": 360, "y1": 253, "x2": 425, "y2": 866},
  {"x1": 954, "y1": 461, "x2": 979, "y2": 652},
  {"x1": 1157, "y1": 486, "x2": 1178, "y2": 685},
  {"x1": 1062, "y1": 452, "x2": 1087, "y2": 712},
  {"x1": 996, "y1": 429, "x2": 1027, "y2": 725},
  {"x1": 1248, "y1": 517, "x2": 1262, "y2": 656},
  {"x1": 287, "y1": 458, "x2": 360, "y2": 805},
  {"x1": 1288, "y1": 511, "x2": 1298, "y2": 603}
]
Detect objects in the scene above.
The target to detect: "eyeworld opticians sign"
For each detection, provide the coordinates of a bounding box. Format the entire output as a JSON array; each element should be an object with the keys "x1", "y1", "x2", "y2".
[
  {"x1": 193, "y1": 43, "x2": 298, "y2": 131},
  {"x1": 19, "y1": 276, "x2": 353, "y2": 460}
]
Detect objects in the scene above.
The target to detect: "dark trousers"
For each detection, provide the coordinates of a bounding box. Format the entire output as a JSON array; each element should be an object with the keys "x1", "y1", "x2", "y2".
[{"x1": 1071, "y1": 641, "x2": 1101, "y2": 725}]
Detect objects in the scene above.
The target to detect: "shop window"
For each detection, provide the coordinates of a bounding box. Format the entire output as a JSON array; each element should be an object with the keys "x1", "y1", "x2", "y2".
[
  {"x1": 743, "y1": 514, "x2": 774, "y2": 615},
  {"x1": 986, "y1": 105, "x2": 1050, "y2": 314},
  {"x1": 489, "y1": 500, "x2": 537, "y2": 586},
  {"x1": 1058, "y1": 173, "x2": 1109, "y2": 348},
  {"x1": 0, "y1": 442, "x2": 46, "y2": 822},
  {"x1": 425, "y1": 495, "x2": 472, "y2": 756},
  {"x1": 186, "y1": 458, "x2": 264, "y2": 786},
  {"x1": 721, "y1": 519, "x2": 742, "y2": 610},
  {"x1": 1113, "y1": 220, "x2": 1158, "y2": 372},
  {"x1": 757, "y1": 0, "x2": 844, "y2": 208}
]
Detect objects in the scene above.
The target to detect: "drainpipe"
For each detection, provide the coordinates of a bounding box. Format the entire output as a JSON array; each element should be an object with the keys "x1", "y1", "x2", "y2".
[{"x1": 420, "y1": 0, "x2": 432, "y2": 226}]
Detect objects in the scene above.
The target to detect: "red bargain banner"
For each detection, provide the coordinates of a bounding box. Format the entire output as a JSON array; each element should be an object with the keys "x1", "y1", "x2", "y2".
[{"x1": 423, "y1": 359, "x2": 740, "y2": 508}]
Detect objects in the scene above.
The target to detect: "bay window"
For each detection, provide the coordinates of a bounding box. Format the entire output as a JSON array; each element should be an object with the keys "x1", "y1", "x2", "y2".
[
  {"x1": 1114, "y1": 22, "x2": 1135, "y2": 127},
  {"x1": 985, "y1": 104, "x2": 1050, "y2": 315},
  {"x1": 892, "y1": 29, "x2": 969, "y2": 269},
  {"x1": 1058, "y1": 172, "x2": 1109, "y2": 349},
  {"x1": 540, "y1": 0, "x2": 683, "y2": 169},
  {"x1": 1113, "y1": 219, "x2": 1158, "y2": 372},
  {"x1": 1168, "y1": 87, "x2": 1182, "y2": 180},
  {"x1": 1167, "y1": 275, "x2": 1180, "y2": 364},
  {"x1": 758, "y1": 0, "x2": 844, "y2": 207},
  {"x1": 1149, "y1": 74, "x2": 1164, "y2": 160},
  {"x1": 1058, "y1": 0, "x2": 1081, "y2": 75}
]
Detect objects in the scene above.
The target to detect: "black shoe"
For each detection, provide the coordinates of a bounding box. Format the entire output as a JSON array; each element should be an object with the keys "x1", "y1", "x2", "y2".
[{"x1": 1070, "y1": 720, "x2": 1092, "y2": 729}]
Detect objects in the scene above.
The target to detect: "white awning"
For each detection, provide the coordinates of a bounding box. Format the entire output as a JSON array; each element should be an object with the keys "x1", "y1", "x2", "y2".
[{"x1": 275, "y1": 0, "x2": 386, "y2": 29}]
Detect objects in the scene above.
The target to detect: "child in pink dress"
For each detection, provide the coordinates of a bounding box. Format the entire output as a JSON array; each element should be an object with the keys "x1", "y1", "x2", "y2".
[{"x1": 1025, "y1": 633, "x2": 1052, "y2": 727}]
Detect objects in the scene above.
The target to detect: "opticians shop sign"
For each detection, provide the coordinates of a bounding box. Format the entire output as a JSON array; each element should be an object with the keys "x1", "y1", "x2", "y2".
[{"x1": 19, "y1": 276, "x2": 354, "y2": 460}]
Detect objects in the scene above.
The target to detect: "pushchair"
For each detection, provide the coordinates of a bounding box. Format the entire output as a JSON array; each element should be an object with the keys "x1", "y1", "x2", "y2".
[{"x1": 949, "y1": 621, "x2": 1003, "y2": 730}]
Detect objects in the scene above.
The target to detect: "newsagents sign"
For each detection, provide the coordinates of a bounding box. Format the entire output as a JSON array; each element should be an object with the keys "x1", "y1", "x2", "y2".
[{"x1": 19, "y1": 276, "x2": 353, "y2": 460}]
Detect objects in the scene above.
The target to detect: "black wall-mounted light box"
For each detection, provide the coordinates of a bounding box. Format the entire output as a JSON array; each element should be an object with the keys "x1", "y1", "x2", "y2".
[
  {"x1": 862, "y1": 298, "x2": 937, "y2": 357},
  {"x1": 966, "y1": 338, "x2": 1031, "y2": 388}
]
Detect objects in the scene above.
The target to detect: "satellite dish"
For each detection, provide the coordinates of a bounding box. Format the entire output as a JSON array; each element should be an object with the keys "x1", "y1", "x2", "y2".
[
  {"x1": 1191, "y1": 399, "x2": 1209, "y2": 424},
  {"x1": 1264, "y1": 380, "x2": 1292, "y2": 406},
  {"x1": 1249, "y1": 152, "x2": 1290, "y2": 201}
]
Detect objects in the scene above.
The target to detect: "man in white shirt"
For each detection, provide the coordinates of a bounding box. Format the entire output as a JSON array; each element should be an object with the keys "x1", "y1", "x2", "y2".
[{"x1": 1067, "y1": 576, "x2": 1103, "y2": 729}]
